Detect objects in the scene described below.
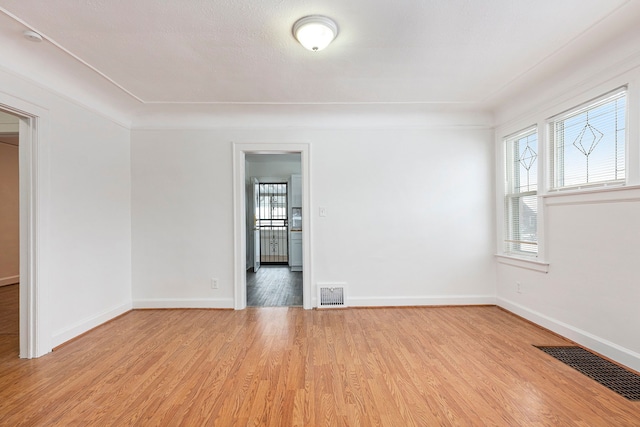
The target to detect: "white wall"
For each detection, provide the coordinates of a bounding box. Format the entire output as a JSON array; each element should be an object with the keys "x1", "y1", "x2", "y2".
[
  {"x1": 131, "y1": 124, "x2": 496, "y2": 308},
  {"x1": 131, "y1": 130, "x2": 235, "y2": 307},
  {"x1": 494, "y1": 24, "x2": 640, "y2": 371},
  {"x1": 47, "y1": 103, "x2": 132, "y2": 347},
  {"x1": 313, "y1": 129, "x2": 496, "y2": 306},
  {"x1": 497, "y1": 190, "x2": 640, "y2": 370},
  {"x1": 0, "y1": 67, "x2": 132, "y2": 351},
  {"x1": 246, "y1": 154, "x2": 301, "y2": 180}
]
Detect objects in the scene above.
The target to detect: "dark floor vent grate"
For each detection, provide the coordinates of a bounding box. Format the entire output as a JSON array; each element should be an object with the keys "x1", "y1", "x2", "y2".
[{"x1": 535, "y1": 346, "x2": 640, "y2": 401}]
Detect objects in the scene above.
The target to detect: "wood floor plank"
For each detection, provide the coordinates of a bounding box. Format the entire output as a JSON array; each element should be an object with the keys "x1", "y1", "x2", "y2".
[
  {"x1": 247, "y1": 266, "x2": 303, "y2": 307},
  {"x1": 0, "y1": 306, "x2": 639, "y2": 425}
]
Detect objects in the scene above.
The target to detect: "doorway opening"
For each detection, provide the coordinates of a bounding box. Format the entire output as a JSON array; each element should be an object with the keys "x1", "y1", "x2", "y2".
[
  {"x1": 0, "y1": 111, "x2": 19, "y2": 356},
  {"x1": 0, "y1": 94, "x2": 47, "y2": 358},
  {"x1": 233, "y1": 144, "x2": 311, "y2": 310},
  {"x1": 245, "y1": 155, "x2": 302, "y2": 307}
]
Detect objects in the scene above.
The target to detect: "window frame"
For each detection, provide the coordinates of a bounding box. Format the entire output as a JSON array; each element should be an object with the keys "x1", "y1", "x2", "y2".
[
  {"x1": 503, "y1": 126, "x2": 539, "y2": 257},
  {"x1": 496, "y1": 77, "x2": 639, "y2": 273},
  {"x1": 547, "y1": 87, "x2": 628, "y2": 193}
]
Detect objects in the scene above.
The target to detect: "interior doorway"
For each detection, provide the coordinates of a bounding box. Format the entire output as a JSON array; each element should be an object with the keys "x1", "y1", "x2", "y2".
[
  {"x1": 0, "y1": 111, "x2": 20, "y2": 356},
  {"x1": 0, "y1": 94, "x2": 47, "y2": 359},
  {"x1": 245, "y1": 154, "x2": 302, "y2": 307},
  {"x1": 233, "y1": 143, "x2": 311, "y2": 310}
]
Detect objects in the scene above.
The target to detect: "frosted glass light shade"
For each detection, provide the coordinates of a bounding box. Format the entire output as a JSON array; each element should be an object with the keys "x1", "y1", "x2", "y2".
[{"x1": 293, "y1": 16, "x2": 338, "y2": 51}]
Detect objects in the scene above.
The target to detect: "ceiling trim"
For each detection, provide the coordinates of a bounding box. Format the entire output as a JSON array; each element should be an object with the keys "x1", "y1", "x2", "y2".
[{"x1": 0, "y1": 6, "x2": 144, "y2": 104}]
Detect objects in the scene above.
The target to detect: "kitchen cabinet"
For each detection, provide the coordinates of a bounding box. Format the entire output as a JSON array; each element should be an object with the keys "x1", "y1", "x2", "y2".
[
  {"x1": 289, "y1": 231, "x2": 302, "y2": 272},
  {"x1": 289, "y1": 174, "x2": 302, "y2": 271},
  {"x1": 291, "y1": 174, "x2": 302, "y2": 207}
]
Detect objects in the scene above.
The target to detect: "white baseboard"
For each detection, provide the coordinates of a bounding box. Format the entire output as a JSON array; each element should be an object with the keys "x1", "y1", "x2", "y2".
[
  {"x1": 52, "y1": 301, "x2": 132, "y2": 348},
  {"x1": 132, "y1": 298, "x2": 234, "y2": 309},
  {"x1": 0, "y1": 275, "x2": 19, "y2": 286},
  {"x1": 346, "y1": 295, "x2": 497, "y2": 307},
  {"x1": 498, "y1": 297, "x2": 640, "y2": 373}
]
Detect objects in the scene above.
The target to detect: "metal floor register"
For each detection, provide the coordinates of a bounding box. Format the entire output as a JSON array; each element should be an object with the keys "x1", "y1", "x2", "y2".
[{"x1": 536, "y1": 346, "x2": 640, "y2": 401}]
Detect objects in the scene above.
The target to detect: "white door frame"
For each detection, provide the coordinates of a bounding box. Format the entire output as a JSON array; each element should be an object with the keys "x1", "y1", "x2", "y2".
[
  {"x1": 1, "y1": 93, "x2": 50, "y2": 358},
  {"x1": 251, "y1": 177, "x2": 260, "y2": 273},
  {"x1": 233, "y1": 142, "x2": 312, "y2": 310}
]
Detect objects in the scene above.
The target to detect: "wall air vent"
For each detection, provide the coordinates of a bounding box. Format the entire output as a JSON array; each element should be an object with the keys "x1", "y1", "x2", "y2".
[{"x1": 317, "y1": 283, "x2": 347, "y2": 308}]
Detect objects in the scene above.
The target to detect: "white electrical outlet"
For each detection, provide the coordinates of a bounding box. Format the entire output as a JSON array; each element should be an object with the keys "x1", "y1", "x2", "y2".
[
  {"x1": 211, "y1": 278, "x2": 219, "y2": 289},
  {"x1": 516, "y1": 282, "x2": 522, "y2": 293}
]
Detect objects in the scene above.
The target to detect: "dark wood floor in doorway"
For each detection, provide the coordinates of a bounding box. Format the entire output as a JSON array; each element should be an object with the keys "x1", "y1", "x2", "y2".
[
  {"x1": 247, "y1": 266, "x2": 302, "y2": 306},
  {"x1": 0, "y1": 284, "x2": 19, "y2": 357}
]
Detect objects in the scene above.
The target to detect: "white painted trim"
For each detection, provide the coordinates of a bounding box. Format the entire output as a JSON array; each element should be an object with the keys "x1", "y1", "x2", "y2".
[
  {"x1": 19, "y1": 113, "x2": 50, "y2": 359},
  {"x1": 0, "y1": 275, "x2": 19, "y2": 286},
  {"x1": 131, "y1": 107, "x2": 493, "y2": 131},
  {"x1": 0, "y1": 92, "x2": 51, "y2": 359},
  {"x1": 233, "y1": 142, "x2": 312, "y2": 310},
  {"x1": 0, "y1": 65, "x2": 132, "y2": 131},
  {"x1": 347, "y1": 295, "x2": 497, "y2": 307},
  {"x1": 543, "y1": 184, "x2": 640, "y2": 206},
  {"x1": 51, "y1": 301, "x2": 132, "y2": 348},
  {"x1": 498, "y1": 297, "x2": 640, "y2": 373},
  {"x1": 132, "y1": 298, "x2": 234, "y2": 309},
  {"x1": 232, "y1": 147, "x2": 246, "y2": 309},
  {"x1": 495, "y1": 255, "x2": 549, "y2": 273},
  {"x1": 495, "y1": 124, "x2": 549, "y2": 270},
  {"x1": 494, "y1": 50, "x2": 640, "y2": 130},
  {"x1": 0, "y1": 8, "x2": 143, "y2": 104}
]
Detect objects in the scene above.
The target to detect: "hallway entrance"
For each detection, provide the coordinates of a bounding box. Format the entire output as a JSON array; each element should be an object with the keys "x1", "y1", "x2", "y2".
[
  {"x1": 244, "y1": 153, "x2": 303, "y2": 307},
  {"x1": 233, "y1": 143, "x2": 311, "y2": 310}
]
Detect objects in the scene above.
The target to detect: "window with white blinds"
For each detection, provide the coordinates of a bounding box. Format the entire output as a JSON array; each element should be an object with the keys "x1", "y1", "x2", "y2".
[
  {"x1": 504, "y1": 127, "x2": 538, "y2": 255},
  {"x1": 548, "y1": 88, "x2": 626, "y2": 191}
]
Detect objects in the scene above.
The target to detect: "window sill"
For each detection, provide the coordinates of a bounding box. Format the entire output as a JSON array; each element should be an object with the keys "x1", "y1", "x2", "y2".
[
  {"x1": 495, "y1": 254, "x2": 549, "y2": 273},
  {"x1": 543, "y1": 184, "x2": 640, "y2": 206}
]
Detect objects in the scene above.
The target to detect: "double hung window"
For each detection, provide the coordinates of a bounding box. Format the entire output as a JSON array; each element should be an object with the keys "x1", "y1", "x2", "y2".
[
  {"x1": 548, "y1": 88, "x2": 626, "y2": 190},
  {"x1": 504, "y1": 128, "x2": 538, "y2": 255},
  {"x1": 501, "y1": 87, "x2": 629, "y2": 261}
]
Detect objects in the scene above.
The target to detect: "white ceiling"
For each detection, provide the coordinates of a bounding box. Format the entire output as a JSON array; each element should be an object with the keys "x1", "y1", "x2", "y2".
[{"x1": 1, "y1": 0, "x2": 639, "y2": 121}]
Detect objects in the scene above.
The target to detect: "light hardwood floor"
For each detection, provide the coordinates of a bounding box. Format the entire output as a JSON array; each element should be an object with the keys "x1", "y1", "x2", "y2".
[{"x1": 0, "y1": 305, "x2": 638, "y2": 425}]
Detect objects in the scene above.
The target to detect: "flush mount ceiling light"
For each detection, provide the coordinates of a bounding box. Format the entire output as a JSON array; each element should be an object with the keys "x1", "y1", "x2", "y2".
[{"x1": 292, "y1": 15, "x2": 338, "y2": 51}]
